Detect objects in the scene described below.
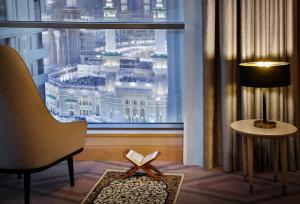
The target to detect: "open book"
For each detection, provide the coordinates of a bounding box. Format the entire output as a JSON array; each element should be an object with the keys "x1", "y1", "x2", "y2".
[{"x1": 125, "y1": 150, "x2": 160, "y2": 167}]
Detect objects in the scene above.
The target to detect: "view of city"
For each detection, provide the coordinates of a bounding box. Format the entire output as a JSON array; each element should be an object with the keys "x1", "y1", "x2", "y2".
[{"x1": 0, "y1": 0, "x2": 183, "y2": 123}]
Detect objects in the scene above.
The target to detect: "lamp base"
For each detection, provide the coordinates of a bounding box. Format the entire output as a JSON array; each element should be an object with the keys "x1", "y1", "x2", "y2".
[{"x1": 254, "y1": 120, "x2": 276, "y2": 129}]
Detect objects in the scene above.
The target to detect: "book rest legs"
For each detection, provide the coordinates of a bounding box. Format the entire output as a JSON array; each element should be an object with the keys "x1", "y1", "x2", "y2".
[{"x1": 120, "y1": 163, "x2": 163, "y2": 181}]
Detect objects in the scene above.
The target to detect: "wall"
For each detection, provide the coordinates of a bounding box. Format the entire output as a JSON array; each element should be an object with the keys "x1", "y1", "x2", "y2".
[{"x1": 75, "y1": 133, "x2": 183, "y2": 162}]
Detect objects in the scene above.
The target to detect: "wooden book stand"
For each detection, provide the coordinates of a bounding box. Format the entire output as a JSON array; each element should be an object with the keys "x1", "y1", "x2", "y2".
[{"x1": 120, "y1": 149, "x2": 164, "y2": 181}]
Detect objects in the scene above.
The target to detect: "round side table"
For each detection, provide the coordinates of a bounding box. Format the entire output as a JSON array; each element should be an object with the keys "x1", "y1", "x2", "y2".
[{"x1": 231, "y1": 119, "x2": 297, "y2": 194}]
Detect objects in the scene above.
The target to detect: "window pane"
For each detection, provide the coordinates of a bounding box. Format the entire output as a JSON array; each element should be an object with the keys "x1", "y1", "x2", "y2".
[
  {"x1": 1, "y1": 0, "x2": 183, "y2": 23},
  {"x1": 0, "y1": 27, "x2": 183, "y2": 123}
]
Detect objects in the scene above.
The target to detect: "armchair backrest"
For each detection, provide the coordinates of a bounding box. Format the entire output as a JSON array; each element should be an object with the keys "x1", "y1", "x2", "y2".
[{"x1": 0, "y1": 45, "x2": 59, "y2": 168}]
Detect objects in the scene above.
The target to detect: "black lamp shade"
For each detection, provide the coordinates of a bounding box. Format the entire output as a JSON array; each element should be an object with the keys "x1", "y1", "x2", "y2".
[{"x1": 239, "y1": 62, "x2": 291, "y2": 88}]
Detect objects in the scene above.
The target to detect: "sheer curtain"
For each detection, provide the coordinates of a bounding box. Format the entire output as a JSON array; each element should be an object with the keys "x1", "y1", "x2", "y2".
[{"x1": 201, "y1": 0, "x2": 300, "y2": 172}]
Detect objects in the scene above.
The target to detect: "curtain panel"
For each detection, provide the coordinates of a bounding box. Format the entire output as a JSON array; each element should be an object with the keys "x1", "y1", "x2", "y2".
[{"x1": 203, "y1": 0, "x2": 300, "y2": 172}]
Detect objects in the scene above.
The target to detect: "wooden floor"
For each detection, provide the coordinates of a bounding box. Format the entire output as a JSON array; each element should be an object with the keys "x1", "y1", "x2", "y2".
[{"x1": 75, "y1": 134, "x2": 183, "y2": 162}]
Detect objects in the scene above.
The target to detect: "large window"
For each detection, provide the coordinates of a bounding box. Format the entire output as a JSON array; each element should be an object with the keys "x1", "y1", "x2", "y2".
[{"x1": 0, "y1": 0, "x2": 184, "y2": 124}]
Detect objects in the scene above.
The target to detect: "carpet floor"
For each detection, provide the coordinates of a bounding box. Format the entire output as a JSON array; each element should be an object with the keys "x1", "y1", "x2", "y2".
[{"x1": 1, "y1": 161, "x2": 300, "y2": 204}]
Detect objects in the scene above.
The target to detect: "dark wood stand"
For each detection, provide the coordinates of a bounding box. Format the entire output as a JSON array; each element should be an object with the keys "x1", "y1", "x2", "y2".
[{"x1": 120, "y1": 149, "x2": 164, "y2": 181}]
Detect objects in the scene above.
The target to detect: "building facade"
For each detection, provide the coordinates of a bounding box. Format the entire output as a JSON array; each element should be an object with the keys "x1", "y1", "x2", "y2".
[
  {"x1": 59, "y1": 0, "x2": 81, "y2": 66},
  {"x1": 0, "y1": 0, "x2": 48, "y2": 100},
  {"x1": 0, "y1": 0, "x2": 174, "y2": 123},
  {"x1": 45, "y1": 0, "x2": 168, "y2": 123}
]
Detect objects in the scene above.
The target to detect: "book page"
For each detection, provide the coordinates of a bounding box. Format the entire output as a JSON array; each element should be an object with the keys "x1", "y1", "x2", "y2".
[
  {"x1": 126, "y1": 150, "x2": 144, "y2": 166},
  {"x1": 141, "y1": 151, "x2": 159, "y2": 166}
]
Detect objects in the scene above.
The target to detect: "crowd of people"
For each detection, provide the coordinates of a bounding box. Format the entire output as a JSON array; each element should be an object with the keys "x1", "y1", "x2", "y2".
[
  {"x1": 119, "y1": 76, "x2": 154, "y2": 83},
  {"x1": 64, "y1": 76, "x2": 106, "y2": 86}
]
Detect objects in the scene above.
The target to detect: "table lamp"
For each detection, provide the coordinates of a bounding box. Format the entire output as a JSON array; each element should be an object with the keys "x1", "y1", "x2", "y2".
[{"x1": 238, "y1": 62, "x2": 290, "y2": 128}]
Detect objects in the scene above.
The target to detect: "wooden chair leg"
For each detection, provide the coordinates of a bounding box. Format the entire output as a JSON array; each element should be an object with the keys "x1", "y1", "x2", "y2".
[
  {"x1": 24, "y1": 173, "x2": 31, "y2": 204},
  {"x1": 67, "y1": 157, "x2": 74, "y2": 187}
]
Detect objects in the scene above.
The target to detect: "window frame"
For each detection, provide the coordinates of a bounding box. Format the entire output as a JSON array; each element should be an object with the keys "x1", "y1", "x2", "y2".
[
  {"x1": 0, "y1": 21, "x2": 184, "y2": 30},
  {"x1": 0, "y1": 5, "x2": 185, "y2": 129}
]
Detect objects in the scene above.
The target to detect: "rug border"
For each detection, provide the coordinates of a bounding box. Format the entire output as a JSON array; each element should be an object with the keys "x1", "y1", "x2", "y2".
[
  {"x1": 81, "y1": 169, "x2": 111, "y2": 204},
  {"x1": 81, "y1": 169, "x2": 184, "y2": 204},
  {"x1": 173, "y1": 171, "x2": 184, "y2": 204}
]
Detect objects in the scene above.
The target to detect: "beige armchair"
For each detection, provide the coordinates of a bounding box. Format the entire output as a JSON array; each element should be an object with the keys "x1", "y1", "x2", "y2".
[{"x1": 0, "y1": 45, "x2": 86, "y2": 204}]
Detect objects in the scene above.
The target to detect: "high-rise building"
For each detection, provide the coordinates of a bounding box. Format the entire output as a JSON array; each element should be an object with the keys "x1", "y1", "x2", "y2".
[
  {"x1": 42, "y1": 0, "x2": 170, "y2": 123},
  {"x1": 143, "y1": 0, "x2": 151, "y2": 14},
  {"x1": 0, "y1": 0, "x2": 6, "y2": 20},
  {"x1": 48, "y1": 29, "x2": 58, "y2": 65},
  {"x1": 120, "y1": 0, "x2": 128, "y2": 12},
  {"x1": 61, "y1": 0, "x2": 81, "y2": 20},
  {"x1": 59, "y1": 0, "x2": 81, "y2": 66},
  {"x1": 102, "y1": 0, "x2": 121, "y2": 94},
  {"x1": 0, "y1": 0, "x2": 48, "y2": 100},
  {"x1": 152, "y1": 0, "x2": 168, "y2": 122}
]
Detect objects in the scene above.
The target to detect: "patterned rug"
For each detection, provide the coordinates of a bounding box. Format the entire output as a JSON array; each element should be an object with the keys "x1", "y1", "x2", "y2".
[{"x1": 81, "y1": 169, "x2": 184, "y2": 204}]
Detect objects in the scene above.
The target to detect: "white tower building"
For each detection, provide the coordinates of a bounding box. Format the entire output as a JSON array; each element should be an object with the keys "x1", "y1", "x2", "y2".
[
  {"x1": 143, "y1": 0, "x2": 151, "y2": 14},
  {"x1": 59, "y1": 0, "x2": 81, "y2": 66},
  {"x1": 102, "y1": 0, "x2": 121, "y2": 94},
  {"x1": 66, "y1": 0, "x2": 77, "y2": 7},
  {"x1": 121, "y1": 0, "x2": 128, "y2": 12},
  {"x1": 152, "y1": 0, "x2": 168, "y2": 122},
  {"x1": 62, "y1": 0, "x2": 81, "y2": 20},
  {"x1": 153, "y1": 0, "x2": 167, "y2": 57}
]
